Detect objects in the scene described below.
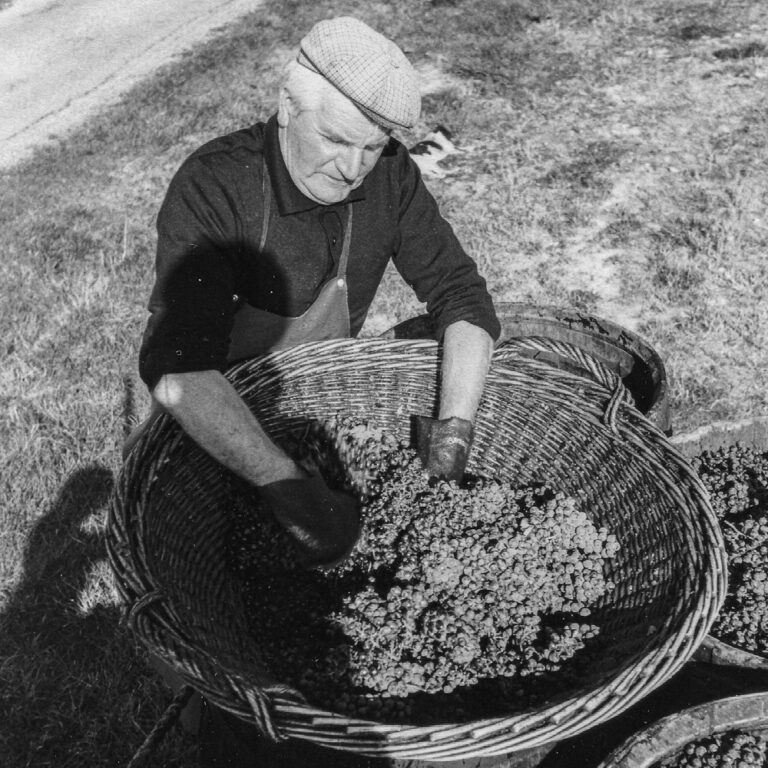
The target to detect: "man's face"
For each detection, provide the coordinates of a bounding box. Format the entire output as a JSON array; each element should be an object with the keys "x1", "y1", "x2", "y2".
[{"x1": 278, "y1": 87, "x2": 390, "y2": 205}]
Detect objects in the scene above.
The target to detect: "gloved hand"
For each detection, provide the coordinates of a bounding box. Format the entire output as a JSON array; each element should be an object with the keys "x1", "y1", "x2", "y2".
[
  {"x1": 414, "y1": 415, "x2": 474, "y2": 483},
  {"x1": 258, "y1": 471, "x2": 360, "y2": 569}
]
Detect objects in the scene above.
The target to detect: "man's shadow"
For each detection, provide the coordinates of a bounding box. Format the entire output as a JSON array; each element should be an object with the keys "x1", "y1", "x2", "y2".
[{"x1": 0, "y1": 464, "x2": 197, "y2": 767}]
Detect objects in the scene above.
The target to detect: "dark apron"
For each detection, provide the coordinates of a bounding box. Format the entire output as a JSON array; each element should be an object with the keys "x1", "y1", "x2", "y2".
[
  {"x1": 227, "y1": 159, "x2": 352, "y2": 361},
  {"x1": 124, "y1": 159, "x2": 353, "y2": 457}
]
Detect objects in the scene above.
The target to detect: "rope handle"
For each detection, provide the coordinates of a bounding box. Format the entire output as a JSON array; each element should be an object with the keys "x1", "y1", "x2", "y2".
[
  {"x1": 246, "y1": 687, "x2": 285, "y2": 741},
  {"x1": 125, "y1": 590, "x2": 164, "y2": 631},
  {"x1": 126, "y1": 685, "x2": 195, "y2": 768},
  {"x1": 494, "y1": 336, "x2": 634, "y2": 432},
  {"x1": 123, "y1": 588, "x2": 285, "y2": 743}
]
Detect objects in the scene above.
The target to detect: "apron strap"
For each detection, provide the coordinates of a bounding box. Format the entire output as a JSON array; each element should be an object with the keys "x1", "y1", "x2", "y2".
[
  {"x1": 259, "y1": 162, "x2": 272, "y2": 253},
  {"x1": 337, "y1": 204, "x2": 353, "y2": 279}
]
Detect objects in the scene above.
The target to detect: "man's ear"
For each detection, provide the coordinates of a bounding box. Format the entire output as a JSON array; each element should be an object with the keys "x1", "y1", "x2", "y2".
[{"x1": 277, "y1": 87, "x2": 295, "y2": 128}]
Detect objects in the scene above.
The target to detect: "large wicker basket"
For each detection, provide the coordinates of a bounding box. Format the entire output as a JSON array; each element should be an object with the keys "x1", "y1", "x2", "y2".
[{"x1": 107, "y1": 338, "x2": 726, "y2": 760}]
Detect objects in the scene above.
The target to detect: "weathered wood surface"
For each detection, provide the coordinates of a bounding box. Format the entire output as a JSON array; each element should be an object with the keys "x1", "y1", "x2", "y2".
[{"x1": 671, "y1": 417, "x2": 768, "y2": 457}]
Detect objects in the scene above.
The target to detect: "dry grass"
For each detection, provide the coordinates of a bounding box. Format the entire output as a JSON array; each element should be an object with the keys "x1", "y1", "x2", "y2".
[{"x1": 1, "y1": 0, "x2": 767, "y2": 765}]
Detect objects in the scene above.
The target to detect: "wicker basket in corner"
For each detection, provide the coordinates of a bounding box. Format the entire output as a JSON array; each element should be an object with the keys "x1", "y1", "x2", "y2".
[
  {"x1": 107, "y1": 338, "x2": 727, "y2": 761},
  {"x1": 595, "y1": 692, "x2": 768, "y2": 768}
]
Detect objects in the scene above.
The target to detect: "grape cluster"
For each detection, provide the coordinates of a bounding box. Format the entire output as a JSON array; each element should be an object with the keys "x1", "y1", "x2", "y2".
[
  {"x1": 289, "y1": 414, "x2": 406, "y2": 498},
  {"x1": 691, "y1": 444, "x2": 768, "y2": 653},
  {"x1": 228, "y1": 415, "x2": 620, "y2": 723},
  {"x1": 333, "y1": 467, "x2": 617, "y2": 699},
  {"x1": 659, "y1": 729, "x2": 768, "y2": 768}
]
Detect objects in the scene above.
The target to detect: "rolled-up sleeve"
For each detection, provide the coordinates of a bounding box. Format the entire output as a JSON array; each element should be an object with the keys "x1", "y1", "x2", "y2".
[
  {"x1": 139, "y1": 159, "x2": 240, "y2": 390},
  {"x1": 390, "y1": 147, "x2": 500, "y2": 342}
]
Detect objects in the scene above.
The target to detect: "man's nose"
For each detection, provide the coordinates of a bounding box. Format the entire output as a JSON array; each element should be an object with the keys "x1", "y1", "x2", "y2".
[{"x1": 336, "y1": 147, "x2": 363, "y2": 182}]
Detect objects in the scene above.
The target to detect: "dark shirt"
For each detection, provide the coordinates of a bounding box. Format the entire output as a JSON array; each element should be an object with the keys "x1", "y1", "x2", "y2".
[{"x1": 139, "y1": 115, "x2": 500, "y2": 390}]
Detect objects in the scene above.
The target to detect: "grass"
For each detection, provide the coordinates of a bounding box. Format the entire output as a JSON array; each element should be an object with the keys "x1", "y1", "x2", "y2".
[{"x1": 1, "y1": 0, "x2": 767, "y2": 765}]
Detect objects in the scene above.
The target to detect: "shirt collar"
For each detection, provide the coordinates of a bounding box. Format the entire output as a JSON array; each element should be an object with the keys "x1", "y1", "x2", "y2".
[{"x1": 263, "y1": 114, "x2": 367, "y2": 216}]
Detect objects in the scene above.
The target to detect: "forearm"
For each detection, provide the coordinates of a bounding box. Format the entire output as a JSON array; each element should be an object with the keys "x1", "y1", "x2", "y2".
[
  {"x1": 153, "y1": 369, "x2": 302, "y2": 487},
  {"x1": 438, "y1": 321, "x2": 494, "y2": 421}
]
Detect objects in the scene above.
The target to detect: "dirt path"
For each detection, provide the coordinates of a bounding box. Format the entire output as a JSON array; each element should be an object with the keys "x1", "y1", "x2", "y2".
[{"x1": 0, "y1": 0, "x2": 262, "y2": 169}]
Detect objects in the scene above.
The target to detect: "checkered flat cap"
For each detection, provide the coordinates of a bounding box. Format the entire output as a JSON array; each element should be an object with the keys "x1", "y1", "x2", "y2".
[{"x1": 297, "y1": 17, "x2": 421, "y2": 131}]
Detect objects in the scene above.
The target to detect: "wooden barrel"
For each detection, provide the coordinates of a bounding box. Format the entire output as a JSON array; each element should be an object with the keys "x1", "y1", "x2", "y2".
[
  {"x1": 383, "y1": 303, "x2": 671, "y2": 434},
  {"x1": 595, "y1": 692, "x2": 768, "y2": 768}
]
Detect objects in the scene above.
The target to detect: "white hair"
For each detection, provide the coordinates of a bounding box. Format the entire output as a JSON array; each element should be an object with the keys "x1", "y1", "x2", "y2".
[
  {"x1": 280, "y1": 59, "x2": 391, "y2": 134},
  {"x1": 281, "y1": 60, "x2": 338, "y2": 113}
]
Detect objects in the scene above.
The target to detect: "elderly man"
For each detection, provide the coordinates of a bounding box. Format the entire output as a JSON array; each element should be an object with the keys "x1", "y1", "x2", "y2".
[
  {"x1": 134, "y1": 15, "x2": 500, "y2": 765},
  {"x1": 136, "y1": 16, "x2": 500, "y2": 564}
]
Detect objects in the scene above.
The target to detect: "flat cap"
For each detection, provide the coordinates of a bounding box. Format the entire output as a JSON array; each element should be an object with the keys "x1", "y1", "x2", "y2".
[{"x1": 297, "y1": 16, "x2": 421, "y2": 131}]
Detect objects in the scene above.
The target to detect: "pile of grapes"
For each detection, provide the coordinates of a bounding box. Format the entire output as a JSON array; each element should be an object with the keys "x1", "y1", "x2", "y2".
[
  {"x1": 691, "y1": 444, "x2": 768, "y2": 654},
  {"x1": 228, "y1": 415, "x2": 620, "y2": 723},
  {"x1": 658, "y1": 729, "x2": 768, "y2": 768}
]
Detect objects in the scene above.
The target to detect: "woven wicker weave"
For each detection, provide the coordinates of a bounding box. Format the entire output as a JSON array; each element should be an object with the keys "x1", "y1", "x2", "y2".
[{"x1": 107, "y1": 338, "x2": 726, "y2": 760}]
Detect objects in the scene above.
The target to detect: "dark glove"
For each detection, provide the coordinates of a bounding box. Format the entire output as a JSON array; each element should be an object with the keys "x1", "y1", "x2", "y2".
[
  {"x1": 415, "y1": 415, "x2": 474, "y2": 482},
  {"x1": 258, "y1": 472, "x2": 360, "y2": 569}
]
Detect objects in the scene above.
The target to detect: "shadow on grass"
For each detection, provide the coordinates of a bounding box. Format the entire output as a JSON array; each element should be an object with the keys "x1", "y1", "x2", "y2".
[{"x1": 0, "y1": 464, "x2": 197, "y2": 768}]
